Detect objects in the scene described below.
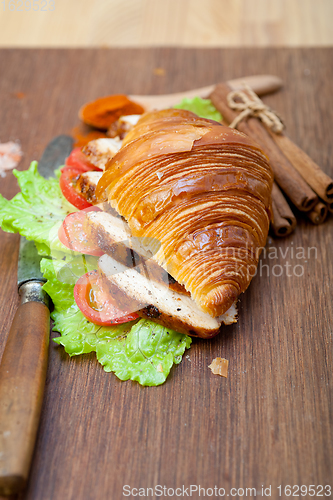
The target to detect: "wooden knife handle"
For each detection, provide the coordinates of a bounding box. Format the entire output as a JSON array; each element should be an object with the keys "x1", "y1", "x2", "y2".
[{"x1": 0, "y1": 283, "x2": 50, "y2": 496}]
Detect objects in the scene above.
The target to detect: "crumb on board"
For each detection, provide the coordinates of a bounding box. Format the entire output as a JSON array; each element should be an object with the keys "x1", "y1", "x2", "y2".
[
  {"x1": 153, "y1": 68, "x2": 166, "y2": 76},
  {"x1": 13, "y1": 91, "x2": 26, "y2": 99},
  {"x1": 208, "y1": 357, "x2": 229, "y2": 378}
]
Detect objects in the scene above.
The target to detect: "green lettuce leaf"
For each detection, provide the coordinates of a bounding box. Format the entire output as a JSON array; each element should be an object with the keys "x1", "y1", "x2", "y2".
[
  {"x1": 174, "y1": 96, "x2": 222, "y2": 121},
  {"x1": 41, "y1": 256, "x2": 191, "y2": 386},
  {"x1": 0, "y1": 161, "x2": 76, "y2": 257}
]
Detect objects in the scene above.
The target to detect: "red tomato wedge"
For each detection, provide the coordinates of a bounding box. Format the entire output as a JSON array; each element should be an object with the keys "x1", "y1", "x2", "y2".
[
  {"x1": 62, "y1": 147, "x2": 102, "y2": 172},
  {"x1": 59, "y1": 167, "x2": 93, "y2": 210},
  {"x1": 58, "y1": 206, "x2": 104, "y2": 256},
  {"x1": 74, "y1": 270, "x2": 139, "y2": 325}
]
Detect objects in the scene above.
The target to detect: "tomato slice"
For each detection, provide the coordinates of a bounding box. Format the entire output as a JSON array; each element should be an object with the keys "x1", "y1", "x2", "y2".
[
  {"x1": 59, "y1": 167, "x2": 93, "y2": 210},
  {"x1": 58, "y1": 206, "x2": 104, "y2": 256},
  {"x1": 63, "y1": 147, "x2": 102, "y2": 172},
  {"x1": 74, "y1": 270, "x2": 139, "y2": 325}
]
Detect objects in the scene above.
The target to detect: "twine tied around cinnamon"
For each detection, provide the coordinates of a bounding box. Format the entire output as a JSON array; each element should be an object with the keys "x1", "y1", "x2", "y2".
[{"x1": 227, "y1": 84, "x2": 284, "y2": 133}]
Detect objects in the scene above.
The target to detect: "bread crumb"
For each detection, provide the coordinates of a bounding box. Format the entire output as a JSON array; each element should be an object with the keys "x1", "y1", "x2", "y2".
[
  {"x1": 208, "y1": 357, "x2": 229, "y2": 378},
  {"x1": 13, "y1": 91, "x2": 26, "y2": 99},
  {"x1": 153, "y1": 68, "x2": 166, "y2": 76},
  {"x1": 157, "y1": 363, "x2": 163, "y2": 373}
]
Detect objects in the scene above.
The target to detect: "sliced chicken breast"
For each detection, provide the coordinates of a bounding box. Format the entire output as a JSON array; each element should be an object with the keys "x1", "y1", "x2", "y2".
[
  {"x1": 98, "y1": 254, "x2": 237, "y2": 338},
  {"x1": 82, "y1": 137, "x2": 122, "y2": 169},
  {"x1": 76, "y1": 171, "x2": 103, "y2": 204}
]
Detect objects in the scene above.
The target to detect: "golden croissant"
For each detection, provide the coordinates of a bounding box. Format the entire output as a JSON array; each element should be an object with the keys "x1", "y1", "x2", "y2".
[{"x1": 95, "y1": 109, "x2": 273, "y2": 322}]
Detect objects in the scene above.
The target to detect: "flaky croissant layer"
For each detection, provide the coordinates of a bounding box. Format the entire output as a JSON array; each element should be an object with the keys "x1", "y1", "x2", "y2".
[{"x1": 96, "y1": 109, "x2": 273, "y2": 317}]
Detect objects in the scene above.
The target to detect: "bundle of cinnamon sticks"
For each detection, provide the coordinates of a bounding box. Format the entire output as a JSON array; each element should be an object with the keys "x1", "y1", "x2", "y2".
[{"x1": 210, "y1": 83, "x2": 333, "y2": 237}]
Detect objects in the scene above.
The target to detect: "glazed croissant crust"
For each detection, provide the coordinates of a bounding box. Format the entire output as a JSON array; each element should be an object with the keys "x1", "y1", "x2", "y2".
[{"x1": 96, "y1": 109, "x2": 273, "y2": 317}]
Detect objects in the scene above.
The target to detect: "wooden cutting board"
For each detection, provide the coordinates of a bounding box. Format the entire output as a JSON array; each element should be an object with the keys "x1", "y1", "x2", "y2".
[{"x1": 0, "y1": 48, "x2": 332, "y2": 500}]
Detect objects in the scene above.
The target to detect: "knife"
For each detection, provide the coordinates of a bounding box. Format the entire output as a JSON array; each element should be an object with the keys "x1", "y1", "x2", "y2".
[{"x1": 0, "y1": 135, "x2": 73, "y2": 496}]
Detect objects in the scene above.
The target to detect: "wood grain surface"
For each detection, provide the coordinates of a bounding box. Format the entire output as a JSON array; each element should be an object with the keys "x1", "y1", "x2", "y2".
[
  {"x1": 0, "y1": 0, "x2": 332, "y2": 47},
  {"x1": 0, "y1": 48, "x2": 332, "y2": 500}
]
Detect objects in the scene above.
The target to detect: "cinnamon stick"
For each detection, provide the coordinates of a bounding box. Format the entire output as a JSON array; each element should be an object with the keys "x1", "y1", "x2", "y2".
[
  {"x1": 268, "y1": 132, "x2": 333, "y2": 203},
  {"x1": 307, "y1": 201, "x2": 328, "y2": 225},
  {"x1": 271, "y1": 182, "x2": 297, "y2": 237},
  {"x1": 210, "y1": 83, "x2": 318, "y2": 212}
]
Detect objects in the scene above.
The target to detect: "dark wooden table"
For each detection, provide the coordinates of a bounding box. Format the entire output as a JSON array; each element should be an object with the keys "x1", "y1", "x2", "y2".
[{"x1": 0, "y1": 48, "x2": 332, "y2": 500}]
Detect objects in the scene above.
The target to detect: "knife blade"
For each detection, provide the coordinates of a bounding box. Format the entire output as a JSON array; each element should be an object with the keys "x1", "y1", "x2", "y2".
[{"x1": 0, "y1": 135, "x2": 73, "y2": 496}]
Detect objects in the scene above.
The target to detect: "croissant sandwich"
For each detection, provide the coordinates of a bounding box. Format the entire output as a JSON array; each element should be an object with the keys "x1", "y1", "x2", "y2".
[{"x1": 79, "y1": 109, "x2": 273, "y2": 337}]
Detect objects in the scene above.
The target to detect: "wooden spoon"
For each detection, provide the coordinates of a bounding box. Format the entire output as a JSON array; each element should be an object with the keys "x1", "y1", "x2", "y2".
[{"x1": 129, "y1": 74, "x2": 283, "y2": 111}]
